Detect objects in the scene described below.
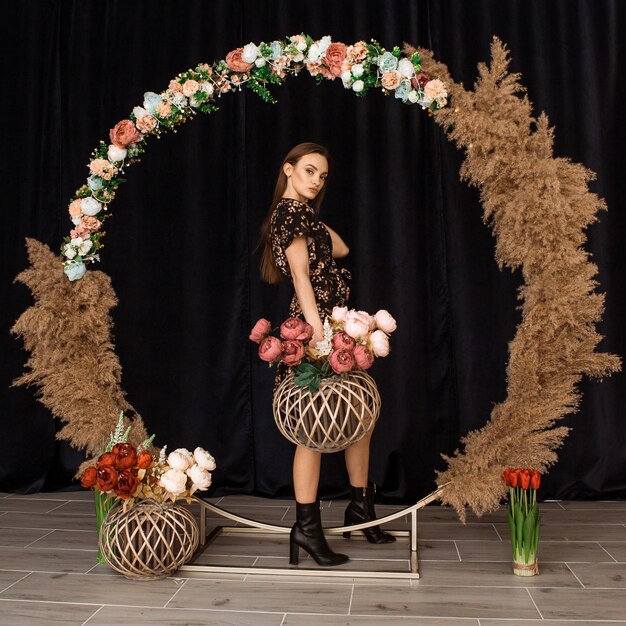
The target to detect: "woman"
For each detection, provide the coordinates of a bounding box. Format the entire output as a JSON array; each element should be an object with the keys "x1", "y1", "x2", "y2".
[{"x1": 259, "y1": 142, "x2": 394, "y2": 567}]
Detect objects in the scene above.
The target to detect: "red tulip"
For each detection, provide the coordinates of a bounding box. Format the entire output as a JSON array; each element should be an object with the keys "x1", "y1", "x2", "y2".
[
  {"x1": 510, "y1": 470, "x2": 520, "y2": 488},
  {"x1": 531, "y1": 471, "x2": 541, "y2": 490},
  {"x1": 501, "y1": 468, "x2": 510, "y2": 486},
  {"x1": 520, "y1": 471, "x2": 531, "y2": 490}
]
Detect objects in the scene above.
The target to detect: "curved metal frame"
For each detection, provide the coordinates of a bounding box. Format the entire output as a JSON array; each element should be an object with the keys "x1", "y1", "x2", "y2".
[{"x1": 180, "y1": 485, "x2": 448, "y2": 579}]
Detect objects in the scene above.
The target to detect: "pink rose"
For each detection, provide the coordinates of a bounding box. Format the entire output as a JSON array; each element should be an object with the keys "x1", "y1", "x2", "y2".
[
  {"x1": 109, "y1": 119, "x2": 142, "y2": 148},
  {"x1": 81, "y1": 216, "x2": 101, "y2": 233},
  {"x1": 331, "y1": 332, "x2": 356, "y2": 351},
  {"x1": 331, "y1": 306, "x2": 348, "y2": 321},
  {"x1": 374, "y1": 310, "x2": 397, "y2": 334},
  {"x1": 280, "y1": 317, "x2": 305, "y2": 340},
  {"x1": 89, "y1": 158, "x2": 117, "y2": 180},
  {"x1": 369, "y1": 330, "x2": 390, "y2": 357},
  {"x1": 156, "y1": 101, "x2": 173, "y2": 117},
  {"x1": 282, "y1": 340, "x2": 305, "y2": 366},
  {"x1": 412, "y1": 72, "x2": 431, "y2": 90},
  {"x1": 323, "y1": 42, "x2": 347, "y2": 77},
  {"x1": 68, "y1": 199, "x2": 82, "y2": 219},
  {"x1": 249, "y1": 318, "x2": 271, "y2": 343},
  {"x1": 182, "y1": 79, "x2": 200, "y2": 97},
  {"x1": 136, "y1": 114, "x2": 157, "y2": 133},
  {"x1": 291, "y1": 34, "x2": 306, "y2": 45},
  {"x1": 329, "y1": 349, "x2": 355, "y2": 374},
  {"x1": 70, "y1": 225, "x2": 90, "y2": 239},
  {"x1": 344, "y1": 310, "x2": 372, "y2": 340},
  {"x1": 306, "y1": 60, "x2": 335, "y2": 80},
  {"x1": 345, "y1": 41, "x2": 368, "y2": 65},
  {"x1": 258, "y1": 336, "x2": 282, "y2": 363},
  {"x1": 225, "y1": 48, "x2": 254, "y2": 72},
  {"x1": 168, "y1": 79, "x2": 183, "y2": 94},
  {"x1": 296, "y1": 323, "x2": 314, "y2": 342},
  {"x1": 353, "y1": 345, "x2": 374, "y2": 370},
  {"x1": 381, "y1": 70, "x2": 402, "y2": 90}
]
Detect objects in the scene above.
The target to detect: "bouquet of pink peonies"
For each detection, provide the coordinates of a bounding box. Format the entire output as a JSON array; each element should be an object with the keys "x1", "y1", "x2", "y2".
[{"x1": 249, "y1": 307, "x2": 397, "y2": 391}]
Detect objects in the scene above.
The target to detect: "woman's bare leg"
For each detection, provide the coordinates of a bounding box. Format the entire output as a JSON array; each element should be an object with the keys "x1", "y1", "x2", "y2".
[
  {"x1": 293, "y1": 446, "x2": 322, "y2": 503},
  {"x1": 344, "y1": 429, "x2": 373, "y2": 487}
]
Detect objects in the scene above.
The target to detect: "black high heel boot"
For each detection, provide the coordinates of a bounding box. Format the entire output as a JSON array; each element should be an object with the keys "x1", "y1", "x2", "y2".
[
  {"x1": 290, "y1": 500, "x2": 349, "y2": 566},
  {"x1": 343, "y1": 482, "x2": 396, "y2": 544}
]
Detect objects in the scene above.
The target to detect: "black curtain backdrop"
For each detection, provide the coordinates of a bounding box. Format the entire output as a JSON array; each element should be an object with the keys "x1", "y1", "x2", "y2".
[{"x1": 1, "y1": 1, "x2": 624, "y2": 502}]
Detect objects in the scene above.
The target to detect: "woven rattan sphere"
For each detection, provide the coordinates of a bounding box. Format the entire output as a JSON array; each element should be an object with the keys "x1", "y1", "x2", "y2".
[
  {"x1": 273, "y1": 370, "x2": 381, "y2": 452},
  {"x1": 99, "y1": 500, "x2": 199, "y2": 579}
]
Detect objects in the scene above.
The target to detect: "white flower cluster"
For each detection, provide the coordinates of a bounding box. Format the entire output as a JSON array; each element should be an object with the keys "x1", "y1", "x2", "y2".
[{"x1": 158, "y1": 446, "x2": 216, "y2": 496}]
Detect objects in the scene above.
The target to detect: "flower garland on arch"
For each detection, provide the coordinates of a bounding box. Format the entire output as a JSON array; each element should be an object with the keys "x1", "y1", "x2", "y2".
[{"x1": 61, "y1": 34, "x2": 449, "y2": 280}]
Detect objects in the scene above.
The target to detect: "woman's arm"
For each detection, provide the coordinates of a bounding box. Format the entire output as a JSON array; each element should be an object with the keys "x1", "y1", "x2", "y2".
[
  {"x1": 321, "y1": 222, "x2": 349, "y2": 258},
  {"x1": 285, "y1": 237, "x2": 324, "y2": 344}
]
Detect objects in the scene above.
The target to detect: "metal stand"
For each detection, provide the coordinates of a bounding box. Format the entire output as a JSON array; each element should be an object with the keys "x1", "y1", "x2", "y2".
[{"x1": 179, "y1": 486, "x2": 447, "y2": 580}]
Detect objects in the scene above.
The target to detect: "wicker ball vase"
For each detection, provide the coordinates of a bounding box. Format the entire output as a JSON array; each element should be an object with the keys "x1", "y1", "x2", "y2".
[
  {"x1": 99, "y1": 500, "x2": 199, "y2": 579},
  {"x1": 273, "y1": 370, "x2": 381, "y2": 452}
]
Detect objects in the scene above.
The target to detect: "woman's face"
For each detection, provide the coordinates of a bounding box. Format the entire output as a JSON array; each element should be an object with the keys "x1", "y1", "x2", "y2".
[{"x1": 283, "y1": 152, "x2": 329, "y2": 203}]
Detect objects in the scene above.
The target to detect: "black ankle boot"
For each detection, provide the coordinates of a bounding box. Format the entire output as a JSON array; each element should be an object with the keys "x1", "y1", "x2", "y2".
[
  {"x1": 290, "y1": 500, "x2": 349, "y2": 566},
  {"x1": 343, "y1": 482, "x2": 396, "y2": 544}
]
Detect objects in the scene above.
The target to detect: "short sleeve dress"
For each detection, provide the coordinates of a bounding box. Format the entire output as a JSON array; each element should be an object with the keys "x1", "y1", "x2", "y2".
[{"x1": 270, "y1": 197, "x2": 351, "y2": 386}]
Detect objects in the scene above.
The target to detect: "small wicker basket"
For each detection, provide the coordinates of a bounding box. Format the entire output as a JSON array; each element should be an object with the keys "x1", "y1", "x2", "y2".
[
  {"x1": 273, "y1": 370, "x2": 381, "y2": 452},
  {"x1": 99, "y1": 500, "x2": 199, "y2": 579}
]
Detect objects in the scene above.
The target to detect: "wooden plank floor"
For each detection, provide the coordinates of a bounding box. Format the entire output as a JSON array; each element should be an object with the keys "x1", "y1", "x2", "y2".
[{"x1": 0, "y1": 491, "x2": 625, "y2": 624}]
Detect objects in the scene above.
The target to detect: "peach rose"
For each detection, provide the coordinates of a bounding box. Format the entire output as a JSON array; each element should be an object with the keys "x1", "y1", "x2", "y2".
[
  {"x1": 281, "y1": 340, "x2": 305, "y2": 367},
  {"x1": 259, "y1": 336, "x2": 282, "y2": 363},
  {"x1": 323, "y1": 42, "x2": 347, "y2": 77},
  {"x1": 331, "y1": 332, "x2": 356, "y2": 351},
  {"x1": 381, "y1": 70, "x2": 402, "y2": 90},
  {"x1": 182, "y1": 79, "x2": 200, "y2": 97},
  {"x1": 369, "y1": 330, "x2": 390, "y2": 357},
  {"x1": 306, "y1": 60, "x2": 335, "y2": 80},
  {"x1": 329, "y1": 349, "x2": 355, "y2": 374},
  {"x1": 168, "y1": 79, "x2": 183, "y2": 93},
  {"x1": 353, "y1": 345, "x2": 374, "y2": 370},
  {"x1": 68, "y1": 199, "x2": 83, "y2": 219},
  {"x1": 249, "y1": 318, "x2": 271, "y2": 343},
  {"x1": 424, "y1": 79, "x2": 446, "y2": 99},
  {"x1": 156, "y1": 101, "x2": 172, "y2": 117},
  {"x1": 136, "y1": 114, "x2": 157, "y2": 133},
  {"x1": 109, "y1": 119, "x2": 142, "y2": 148},
  {"x1": 346, "y1": 41, "x2": 368, "y2": 65},
  {"x1": 89, "y1": 158, "x2": 117, "y2": 180},
  {"x1": 280, "y1": 317, "x2": 305, "y2": 340},
  {"x1": 225, "y1": 48, "x2": 254, "y2": 72},
  {"x1": 81, "y1": 216, "x2": 101, "y2": 233}
]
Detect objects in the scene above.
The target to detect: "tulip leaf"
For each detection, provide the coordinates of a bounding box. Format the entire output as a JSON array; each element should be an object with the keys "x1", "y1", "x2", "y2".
[
  {"x1": 506, "y1": 502, "x2": 516, "y2": 552},
  {"x1": 514, "y1": 502, "x2": 524, "y2": 558}
]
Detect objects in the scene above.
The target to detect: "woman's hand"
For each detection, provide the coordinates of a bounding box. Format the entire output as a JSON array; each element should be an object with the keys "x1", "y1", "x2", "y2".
[{"x1": 310, "y1": 327, "x2": 324, "y2": 347}]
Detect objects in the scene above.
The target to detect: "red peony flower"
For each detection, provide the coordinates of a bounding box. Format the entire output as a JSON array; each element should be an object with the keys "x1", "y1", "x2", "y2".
[
  {"x1": 249, "y1": 318, "x2": 271, "y2": 343},
  {"x1": 295, "y1": 323, "x2": 314, "y2": 342},
  {"x1": 353, "y1": 345, "x2": 374, "y2": 370},
  {"x1": 329, "y1": 349, "x2": 355, "y2": 374},
  {"x1": 96, "y1": 465, "x2": 118, "y2": 491},
  {"x1": 259, "y1": 336, "x2": 282, "y2": 363},
  {"x1": 323, "y1": 42, "x2": 347, "y2": 77},
  {"x1": 109, "y1": 119, "x2": 142, "y2": 148},
  {"x1": 280, "y1": 317, "x2": 305, "y2": 340},
  {"x1": 412, "y1": 72, "x2": 431, "y2": 90},
  {"x1": 115, "y1": 443, "x2": 138, "y2": 470},
  {"x1": 282, "y1": 340, "x2": 305, "y2": 367},
  {"x1": 80, "y1": 466, "x2": 97, "y2": 488},
  {"x1": 332, "y1": 332, "x2": 356, "y2": 351},
  {"x1": 114, "y1": 469, "x2": 139, "y2": 499},
  {"x1": 96, "y1": 452, "x2": 117, "y2": 467},
  {"x1": 225, "y1": 48, "x2": 254, "y2": 72},
  {"x1": 137, "y1": 451, "x2": 152, "y2": 469}
]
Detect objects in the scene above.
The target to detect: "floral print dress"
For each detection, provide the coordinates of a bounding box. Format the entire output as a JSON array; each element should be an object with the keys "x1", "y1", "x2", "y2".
[{"x1": 270, "y1": 197, "x2": 351, "y2": 387}]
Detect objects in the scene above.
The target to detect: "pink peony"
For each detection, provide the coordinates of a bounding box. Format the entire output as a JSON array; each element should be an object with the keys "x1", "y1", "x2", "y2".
[
  {"x1": 369, "y1": 330, "x2": 390, "y2": 357},
  {"x1": 323, "y1": 42, "x2": 347, "y2": 77},
  {"x1": 331, "y1": 332, "x2": 356, "y2": 351},
  {"x1": 344, "y1": 310, "x2": 372, "y2": 340},
  {"x1": 258, "y1": 336, "x2": 282, "y2": 363},
  {"x1": 374, "y1": 310, "x2": 397, "y2": 333},
  {"x1": 68, "y1": 199, "x2": 83, "y2": 218},
  {"x1": 306, "y1": 60, "x2": 336, "y2": 80},
  {"x1": 329, "y1": 349, "x2": 355, "y2": 374},
  {"x1": 168, "y1": 79, "x2": 183, "y2": 94},
  {"x1": 353, "y1": 345, "x2": 374, "y2": 370},
  {"x1": 296, "y1": 323, "x2": 314, "y2": 342},
  {"x1": 331, "y1": 306, "x2": 348, "y2": 321},
  {"x1": 282, "y1": 340, "x2": 305, "y2": 366},
  {"x1": 249, "y1": 318, "x2": 271, "y2": 343},
  {"x1": 225, "y1": 48, "x2": 254, "y2": 72},
  {"x1": 280, "y1": 317, "x2": 305, "y2": 340},
  {"x1": 109, "y1": 119, "x2": 142, "y2": 148},
  {"x1": 70, "y1": 225, "x2": 90, "y2": 239},
  {"x1": 81, "y1": 216, "x2": 101, "y2": 233},
  {"x1": 381, "y1": 70, "x2": 402, "y2": 90},
  {"x1": 136, "y1": 114, "x2": 157, "y2": 133}
]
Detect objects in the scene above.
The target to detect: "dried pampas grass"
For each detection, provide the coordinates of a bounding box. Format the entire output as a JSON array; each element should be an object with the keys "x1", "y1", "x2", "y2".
[{"x1": 404, "y1": 38, "x2": 621, "y2": 518}]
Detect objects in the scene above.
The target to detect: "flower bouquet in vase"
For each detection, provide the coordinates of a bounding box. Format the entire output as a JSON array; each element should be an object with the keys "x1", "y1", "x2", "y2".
[
  {"x1": 503, "y1": 468, "x2": 541, "y2": 576},
  {"x1": 250, "y1": 306, "x2": 396, "y2": 452}
]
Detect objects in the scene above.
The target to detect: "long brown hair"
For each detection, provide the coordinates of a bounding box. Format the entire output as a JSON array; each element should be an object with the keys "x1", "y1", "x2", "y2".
[{"x1": 259, "y1": 142, "x2": 331, "y2": 284}]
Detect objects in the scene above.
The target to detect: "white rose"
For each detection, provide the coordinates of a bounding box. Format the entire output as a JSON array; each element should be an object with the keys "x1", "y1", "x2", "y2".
[
  {"x1": 107, "y1": 144, "x2": 127, "y2": 163},
  {"x1": 77, "y1": 238, "x2": 92, "y2": 256},
  {"x1": 296, "y1": 40, "x2": 307, "y2": 52},
  {"x1": 341, "y1": 70, "x2": 353, "y2": 88},
  {"x1": 398, "y1": 58, "x2": 415, "y2": 78},
  {"x1": 242, "y1": 42, "x2": 259, "y2": 64},
  {"x1": 369, "y1": 329, "x2": 390, "y2": 357},
  {"x1": 352, "y1": 80, "x2": 364, "y2": 93},
  {"x1": 71, "y1": 216, "x2": 82, "y2": 226},
  {"x1": 132, "y1": 106, "x2": 149, "y2": 120},
  {"x1": 63, "y1": 244, "x2": 76, "y2": 259},
  {"x1": 307, "y1": 43, "x2": 321, "y2": 62},
  {"x1": 408, "y1": 90, "x2": 419, "y2": 103},
  {"x1": 159, "y1": 468, "x2": 188, "y2": 495},
  {"x1": 255, "y1": 57, "x2": 266, "y2": 68},
  {"x1": 374, "y1": 310, "x2": 397, "y2": 334},
  {"x1": 187, "y1": 463, "x2": 212, "y2": 491},
  {"x1": 291, "y1": 52, "x2": 304, "y2": 63},
  {"x1": 351, "y1": 64, "x2": 364, "y2": 78},
  {"x1": 200, "y1": 81, "x2": 214, "y2": 96},
  {"x1": 81, "y1": 197, "x2": 102, "y2": 216},
  {"x1": 193, "y1": 447, "x2": 216, "y2": 471},
  {"x1": 174, "y1": 447, "x2": 194, "y2": 465},
  {"x1": 167, "y1": 450, "x2": 191, "y2": 471},
  {"x1": 318, "y1": 35, "x2": 331, "y2": 54},
  {"x1": 418, "y1": 95, "x2": 433, "y2": 107}
]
